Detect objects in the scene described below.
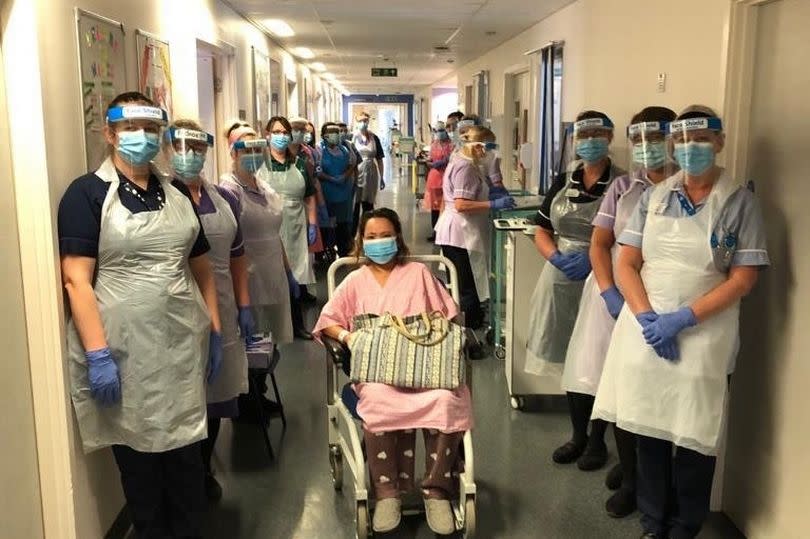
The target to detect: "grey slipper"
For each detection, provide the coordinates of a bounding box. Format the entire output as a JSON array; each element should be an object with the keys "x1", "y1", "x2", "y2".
[
  {"x1": 372, "y1": 497, "x2": 402, "y2": 533},
  {"x1": 424, "y1": 498, "x2": 455, "y2": 535}
]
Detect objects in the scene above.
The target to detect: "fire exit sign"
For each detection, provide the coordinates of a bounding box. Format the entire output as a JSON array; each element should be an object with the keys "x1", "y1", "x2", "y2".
[{"x1": 371, "y1": 67, "x2": 398, "y2": 77}]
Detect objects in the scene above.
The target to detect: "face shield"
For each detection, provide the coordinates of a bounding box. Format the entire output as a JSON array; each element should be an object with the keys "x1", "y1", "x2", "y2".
[
  {"x1": 323, "y1": 127, "x2": 341, "y2": 146},
  {"x1": 232, "y1": 137, "x2": 268, "y2": 175},
  {"x1": 567, "y1": 117, "x2": 614, "y2": 167},
  {"x1": 289, "y1": 119, "x2": 308, "y2": 144},
  {"x1": 106, "y1": 105, "x2": 168, "y2": 177},
  {"x1": 164, "y1": 127, "x2": 214, "y2": 183},
  {"x1": 667, "y1": 117, "x2": 723, "y2": 177},
  {"x1": 338, "y1": 125, "x2": 351, "y2": 143},
  {"x1": 627, "y1": 121, "x2": 672, "y2": 180}
]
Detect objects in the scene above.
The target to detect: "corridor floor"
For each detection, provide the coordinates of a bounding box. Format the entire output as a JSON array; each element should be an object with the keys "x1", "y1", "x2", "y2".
[{"x1": 202, "y1": 164, "x2": 744, "y2": 539}]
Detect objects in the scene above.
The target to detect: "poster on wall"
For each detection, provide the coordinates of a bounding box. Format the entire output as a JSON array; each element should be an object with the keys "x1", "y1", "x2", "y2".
[
  {"x1": 252, "y1": 47, "x2": 271, "y2": 132},
  {"x1": 269, "y1": 58, "x2": 282, "y2": 117},
  {"x1": 76, "y1": 9, "x2": 127, "y2": 170},
  {"x1": 135, "y1": 30, "x2": 173, "y2": 116}
]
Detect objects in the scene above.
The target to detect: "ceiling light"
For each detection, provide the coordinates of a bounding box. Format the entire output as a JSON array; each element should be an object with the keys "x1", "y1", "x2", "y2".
[
  {"x1": 293, "y1": 47, "x2": 315, "y2": 59},
  {"x1": 310, "y1": 62, "x2": 326, "y2": 72},
  {"x1": 263, "y1": 19, "x2": 294, "y2": 37},
  {"x1": 322, "y1": 72, "x2": 336, "y2": 80}
]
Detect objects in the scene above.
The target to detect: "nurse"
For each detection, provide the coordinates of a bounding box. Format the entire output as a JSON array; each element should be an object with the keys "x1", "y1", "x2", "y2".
[
  {"x1": 435, "y1": 126, "x2": 515, "y2": 345},
  {"x1": 562, "y1": 107, "x2": 676, "y2": 518},
  {"x1": 423, "y1": 121, "x2": 454, "y2": 241},
  {"x1": 318, "y1": 122, "x2": 354, "y2": 256},
  {"x1": 524, "y1": 110, "x2": 624, "y2": 466},
  {"x1": 162, "y1": 119, "x2": 254, "y2": 501},
  {"x1": 352, "y1": 111, "x2": 385, "y2": 219},
  {"x1": 592, "y1": 106, "x2": 769, "y2": 539},
  {"x1": 58, "y1": 92, "x2": 221, "y2": 538}
]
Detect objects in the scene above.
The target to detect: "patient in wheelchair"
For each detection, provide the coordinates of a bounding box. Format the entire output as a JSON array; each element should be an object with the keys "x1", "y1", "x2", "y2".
[{"x1": 314, "y1": 208, "x2": 474, "y2": 535}]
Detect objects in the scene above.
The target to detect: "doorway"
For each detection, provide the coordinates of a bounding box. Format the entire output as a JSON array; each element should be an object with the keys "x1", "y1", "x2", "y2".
[
  {"x1": 506, "y1": 70, "x2": 530, "y2": 186},
  {"x1": 196, "y1": 40, "x2": 236, "y2": 181},
  {"x1": 348, "y1": 102, "x2": 408, "y2": 156}
]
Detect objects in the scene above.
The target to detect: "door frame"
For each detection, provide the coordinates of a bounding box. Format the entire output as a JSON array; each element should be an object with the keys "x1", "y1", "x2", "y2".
[
  {"x1": 196, "y1": 38, "x2": 236, "y2": 180},
  {"x1": 503, "y1": 66, "x2": 530, "y2": 188}
]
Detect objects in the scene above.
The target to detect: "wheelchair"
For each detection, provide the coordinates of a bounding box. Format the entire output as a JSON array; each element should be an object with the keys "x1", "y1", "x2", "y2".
[{"x1": 321, "y1": 255, "x2": 477, "y2": 538}]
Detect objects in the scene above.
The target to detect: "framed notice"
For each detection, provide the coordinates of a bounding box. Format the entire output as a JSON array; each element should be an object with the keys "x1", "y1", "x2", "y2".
[
  {"x1": 76, "y1": 9, "x2": 127, "y2": 170},
  {"x1": 135, "y1": 30, "x2": 173, "y2": 116},
  {"x1": 252, "y1": 47, "x2": 271, "y2": 132}
]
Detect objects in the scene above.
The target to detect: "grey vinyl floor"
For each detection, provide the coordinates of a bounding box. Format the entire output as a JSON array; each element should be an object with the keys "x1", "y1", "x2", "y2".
[{"x1": 203, "y1": 164, "x2": 745, "y2": 539}]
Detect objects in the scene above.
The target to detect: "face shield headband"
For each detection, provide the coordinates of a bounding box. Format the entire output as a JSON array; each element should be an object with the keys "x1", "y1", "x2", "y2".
[{"x1": 106, "y1": 105, "x2": 169, "y2": 125}]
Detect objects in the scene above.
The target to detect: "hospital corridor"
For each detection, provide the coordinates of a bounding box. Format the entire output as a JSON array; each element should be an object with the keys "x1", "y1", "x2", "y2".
[{"x1": 1, "y1": 1, "x2": 808, "y2": 539}]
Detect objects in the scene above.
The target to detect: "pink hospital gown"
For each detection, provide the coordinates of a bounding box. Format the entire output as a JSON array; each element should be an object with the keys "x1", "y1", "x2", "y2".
[{"x1": 313, "y1": 261, "x2": 474, "y2": 433}]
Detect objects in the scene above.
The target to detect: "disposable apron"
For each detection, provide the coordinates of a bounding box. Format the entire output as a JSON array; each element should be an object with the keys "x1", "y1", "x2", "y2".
[
  {"x1": 199, "y1": 184, "x2": 248, "y2": 404},
  {"x1": 592, "y1": 173, "x2": 739, "y2": 455},
  {"x1": 525, "y1": 176, "x2": 607, "y2": 376},
  {"x1": 225, "y1": 174, "x2": 293, "y2": 345},
  {"x1": 262, "y1": 164, "x2": 315, "y2": 285},
  {"x1": 67, "y1": 160, "x2": 210, "y2": 453},
  {"x1": 562, "y1": 176, "x2": 649, "y2": 395},
  {"x1": 354, "y1": 134, "x2": 380, "y2": 205}
]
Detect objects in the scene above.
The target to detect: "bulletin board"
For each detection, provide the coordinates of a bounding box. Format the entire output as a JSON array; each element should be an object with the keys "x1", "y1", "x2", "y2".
[
  {"x1": 252, "y1": 47, "x2": 271, "y2": 132},
  {"x1": 76, "y1": 9, "x2": 127, "y2": 170},
  {"x1": 136, "y1": 30, "x2": 173, "y2": 116}
]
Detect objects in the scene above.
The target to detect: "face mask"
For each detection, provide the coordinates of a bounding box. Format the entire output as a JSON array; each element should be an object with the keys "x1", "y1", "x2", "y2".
[
  {"x1": 290, "y1": 130, "x2": 305, "y2": 144},
  {"x1": 357, "y1": 121, "x2": 369, "y2": 132},
  {"x1": 239, "y1": 153, "x2": 263, "y2": 174},
  {"x1": 117, "y1": 130, "x2": 160, "y2": 166},
  {"x1": 632, "y1": 141, "x2": 667, "y2": 170},
  {"x1": 172, "y1": 150, "x2": 206, "y2": 181},
  {"x1": 449, "y1": 131, "x2": 460, "y2": 144},
  {"x1": 340, "y1": 133, "x2": 350, "y2": 142},
  {"x1": 437, "y1": 130, "x2": 449, "y2": 141},
  {"x1": 325, "y1": 133, "x2": 341, "y2": 145},
  {"x1": 270, "y1": 133, "x2": 291, "y2": 151},
  {"x1": 673, "y1": 142, "x2": 715, "y2": 176},
  {"x1": 303, "y1": 132, "x2": 314, "y2": 144},
  {"x1": 575, "y1": 137, "x2": 610, "y2": 164},
  {"x1": 363, "y1": 237, "x2": 398, "y2": 265}
]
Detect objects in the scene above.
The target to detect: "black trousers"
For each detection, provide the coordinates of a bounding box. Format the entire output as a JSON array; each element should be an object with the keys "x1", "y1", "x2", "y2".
[
  {"x1": 440, "y1": 245, "x2": 483, "y2": 329},
  {"x1": 614, "y1": 425, "x2": 637, "y2": 491},
  {"x1": 637, "y1": 435, "x2": 716, "y2": 539},
  {"x1": 352, "y1": 201, "x2": 374, "y2": 238},
  {"x1": 335, "y1": 222, "x2": 353, "y2": 257},
  {"x1": 112, "y1": 442, "x2": 205, "y2": 539},
  {"x1": 566, "y1": 391, "x2": 607, "y2": 445}
]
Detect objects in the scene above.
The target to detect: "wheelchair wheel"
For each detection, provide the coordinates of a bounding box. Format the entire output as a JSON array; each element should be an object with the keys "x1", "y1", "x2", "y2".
[
  {"x1": 510, "y1": 395, "x2": 525, "y2": 411},
  {"x1": 356, "y1": 501, "x2": 370, "y2": 538},
  {"x1": 463, "y1": 496, "x2": 476, "y2": 538},
  {"x1": 494, "y1": 346, "x2": 506, "y2": 360},
  {"x1": 329, "y1": 444, "x2": 343, "y2": 490}
]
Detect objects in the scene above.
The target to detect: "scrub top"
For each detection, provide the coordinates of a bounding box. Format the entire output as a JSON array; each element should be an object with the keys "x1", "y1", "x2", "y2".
[
  {"x1": 58, "y1": 171, "x2": 209, "y2": 258},
  {"x1": 195, "y1": 184, "x2": 245, "y2": 257},
  {"x1": 533, "y1": 163, "x2": 614, "y2": 231}
]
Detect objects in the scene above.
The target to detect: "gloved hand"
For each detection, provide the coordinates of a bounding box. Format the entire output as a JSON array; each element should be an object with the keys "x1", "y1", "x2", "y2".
[
  {"x1": 561, "y1": 251, "x2": 591, "y2": 281},
  {"x1": 653, "y1": 339, "x2": 680, "y2": 362},
  {"x1": 431, "y1": 158, "x2": 448, "y2": 170},
  {"x1": 488, "y1": 185, "x2": 509, "y2": 200},
  {"x1": 286, "y1": 268, "x2": 300, "y2": 299},
  {"x1": 600, "y1": 286, "x2": 625, "y2": 319},
  {"x1": 548, "y1": 251, "x2": 570, "y2": 272},
  {"x1": 635, "y1": 311, "x2": 659, "y2": 329},
  {"x1": 317, "y1": 205, "x2": 330, "y2": 227},
  {"x1": 489, "y1": 196, "x2": 516, "y2": 210},
  {"x1": 308, "y1": 223, "x2": 318, "y2": 245},
  {"x1": 237, "y1": 306, "x2": 256, "y2": 343},
  {"x1": 85, "y1": 347, "x2": 121, "y2": 406},
  {"x1": 207, "y1": 331, "x2": 223, "y2": 384},
  {"x1": 641, "y1": 307, "x2": 697, "y2": 346},
  {"x1": 380, "y1": 179, "x2": 386, "y2": 191}
]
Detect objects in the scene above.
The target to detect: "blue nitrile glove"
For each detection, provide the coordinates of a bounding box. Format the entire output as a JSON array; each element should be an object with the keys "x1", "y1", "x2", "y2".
[
  {"x1": 642, "y1": 307, "x2": 697, "y2": 347},
  {"x1": 317, "y1": 204, "x2": 330, "y2": 227},
  {"x1": 489, "y1": 196, "x2": 516, "y2": 210},
  {"x1": 561, "y1": 251, "x2": 592, "y2": 281},
  {"x1": 431, "y1": 158, "x2": 448, "y2": 169},
  {"x1": 308, "y1": 223, "x2": 318, "y2": 245},
  {"x1": 286, "y1": 268, "x2": 300, "y2": 299},
  {"x1": 488, "y1": 185, "x2": 509, "y2": 200},
  {"x1": 548, "y1": 251, "x2": 570, "y2": 272},
  {"x1": 600, "y1": 286, "x2": 625, "y2": 319},
  {"x1": 237, "y1": 306, "x2": 256, "y2": 343},
  {"x1": 653, "y1": 339, "x2": 680, "y2": 362},
  {"x1": 208, "y1": 331, "x2": 223, "y2": 384},
  {"x1": 85, "y1": 347, "x2": 121, "y2": 406},
  {"x1": 635, "y1": 311, "x2": 659, "y2": 329}
]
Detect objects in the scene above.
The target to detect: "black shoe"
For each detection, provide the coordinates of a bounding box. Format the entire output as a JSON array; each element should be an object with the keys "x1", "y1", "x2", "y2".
[
  {"x1": 577, "y1": 440, "x2": 608, "y2": 471},
  {"x1": 552, "y1": 439, "x2": 588, "y2": 464},
  {"x1": 606, "y1": 487, "x2": 636, "y2": 518},
  {"x1": 300, "y1": 291, "x2": 317, "y2": 304},
  {"x1": 294, "y1": 328, "x2": 313, "y2": 340},
  {"x1": 205, "y1": 473, "x2": 223, "y2": 502},
  {"x1": 605, "y1": 463, "x2": 623, "y2": 490}
]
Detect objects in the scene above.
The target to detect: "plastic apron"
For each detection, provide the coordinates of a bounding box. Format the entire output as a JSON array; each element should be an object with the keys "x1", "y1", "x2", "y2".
[
  {"x1": 223, "y1": 174, "x2": 293, "y2": 345},
  {"x1": 261, "y1": 163, "x2": 315, "y2": 285},
  {"x1": 592, "y1": 172, "x2": 739, "y2": 456},
  {"x1": 354, "y1": 133, "x2": 380, "y2": 205},
  {"x1": 67, "y1": 157, "x2": 210, "y2": 453},
  {"x1": 525, "y1": 165, "x2": 619, "y2": 376},
  {"x1": 562, "y1": 175, "x2": 650, "y2": 395},
  {"x1": 199, "y1": 185, "x2": 248, "y2": 403}
]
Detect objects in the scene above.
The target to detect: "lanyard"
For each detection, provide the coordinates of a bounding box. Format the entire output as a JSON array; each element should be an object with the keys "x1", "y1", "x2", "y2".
[{"x1": 675, "y1": 191, "x2": 697, "y2": 216}]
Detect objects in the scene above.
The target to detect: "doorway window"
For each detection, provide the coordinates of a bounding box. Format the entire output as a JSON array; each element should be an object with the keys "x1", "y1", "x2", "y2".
[{"x1": 537, "y1": 42, "x2": 564, "y2": 193}]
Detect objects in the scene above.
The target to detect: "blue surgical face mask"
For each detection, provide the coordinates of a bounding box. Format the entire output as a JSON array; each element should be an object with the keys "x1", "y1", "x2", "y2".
[
  {"x1": 363, "y1": 237, "x2": 398, "y2": 265},
  {"x1": 303, "y1": 132, "x2": 314, "y2": 144},
  {"x1": 632, "y1": 141, "x2": 667, "y2": 170},
  {"x1": 340, "y1": 132, "x2": 351, "y2": 142},
  {"x1": 436, "y1": 130, "x2": 449, "y2": 141},
  {"x1": 117, "y1": 129, "x2": 161, "y2": 166},
  {"x1": 270, "y1": 133, "x2": 291, "y2": 151},
  {"x1": 357, "y1": 121, "x2": 369, "y2": 132},
  {"x1": 239, "y1": 153, "x2": 263, "y2": 174},
  {"x1": 575, "y1": 137, "x2": 610, "y2": 164},
  {"x1": 290, "y1": 130, "x2": 305, "y2": 144},
  {"x1": 325, "y1": 133, "x2": 341, "y2": 145},
  {"x1": 673, "y1": 142, "x2": 715, "y2": 176},
  {"x1": 172, "y1": 149, "x2": 207, "y2": 181}
]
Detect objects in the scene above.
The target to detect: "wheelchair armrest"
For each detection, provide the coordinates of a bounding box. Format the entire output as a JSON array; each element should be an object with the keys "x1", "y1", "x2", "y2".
[{"x1": 321, "y1": 334, "x2": 352, "y2": 376}]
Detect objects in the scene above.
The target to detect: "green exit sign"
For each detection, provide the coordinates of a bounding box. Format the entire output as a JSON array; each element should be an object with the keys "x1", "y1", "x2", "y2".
[{"x1": 371, "y1": 67, "x2": 398, "y2": 77}]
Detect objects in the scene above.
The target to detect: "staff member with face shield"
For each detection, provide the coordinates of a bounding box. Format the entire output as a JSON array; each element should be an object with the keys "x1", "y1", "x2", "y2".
[
  {"x1": 58, "y1": 92, "x2": 222, "y2": 538},
  {"x1": 524, "y1": 110, "x2": 624, "y2": 466},
  {"x1": 352, "y1": 111, "x2": 385, "y2": 218},
  {"x1": 423, "y1": 121, "x2": 454, "y2": 241},
  {"x1": 593, "y1": 106, "x2": 769, "y2": 539},
  {"x1": 318, "y1": 122, "x2": 355, "y2": 256},
  {"x1": 163, "y1": 119, "x2": 254, "y2": 501},
  {"x1": 562, "y1": 107, "x2": 676, "y2": 518}
]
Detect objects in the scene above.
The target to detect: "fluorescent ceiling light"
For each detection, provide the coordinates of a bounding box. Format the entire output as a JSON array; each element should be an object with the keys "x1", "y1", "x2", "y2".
[
  {"x1": 263, "y1": 19, "x2": 294, "y2": 37},
  {"x1": 321, "y1": 72, "x2": 336, "y2": 80},
  {"x1": 293, "y1": 47, "x2": 315, "y2": 59},
  {"x1": 310, "y1": 62, "x2": 326, "y2": 72}
]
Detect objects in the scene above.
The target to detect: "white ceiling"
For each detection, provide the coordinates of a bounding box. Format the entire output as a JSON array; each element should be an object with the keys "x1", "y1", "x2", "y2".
[{"x1": 229, "y1": 0, "x2": 575, "y2": 94}]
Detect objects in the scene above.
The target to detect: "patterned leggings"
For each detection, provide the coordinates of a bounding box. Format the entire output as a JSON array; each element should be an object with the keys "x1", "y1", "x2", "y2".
[{"x1": 363, "y1": 428, "x2": 463, "y2": 500}]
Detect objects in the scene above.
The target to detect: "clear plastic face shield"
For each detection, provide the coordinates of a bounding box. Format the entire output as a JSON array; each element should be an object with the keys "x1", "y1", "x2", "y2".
[
  {"x1": 231, "y1": 137, "x2": 268, "y2": 176},
  {"x1": 164, "y1": 127, "x2": 214, "y2": 183},
  {"x1": 667, "y1": 117, "x2": 723, "y2": 178},
  {"x1": 627, "y1": 121, "x2": 671, "y2": 180},
  {"x1": 289, "y1": 118, "x2": 308, "y2": 144},
  {"x1": 432, "y1": 121, "x2": 449, "y2": 142},
  {"x1": 106, "y1": 105, "x2": 168, "y2": 178},
  {"x1": 457, "y1": 118, "x2": 479, "y2": 140},
  {"x1": 355, "y1": 116, "x2": 370, "y2": 133},
  {"x1": 337, "y1": 124, "x2": 351, "y2": 143},
  {"x1": 566, "y1": 117, "x2": 614, "y2": 167},
  {"x1": 323, "y1": 125, "x2": 341, "y2": 146}
]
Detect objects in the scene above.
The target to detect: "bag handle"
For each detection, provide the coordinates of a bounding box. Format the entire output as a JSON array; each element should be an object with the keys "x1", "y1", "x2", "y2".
[{"x1": 389, "y1": 311, "x2": 450, "y2": 346}]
